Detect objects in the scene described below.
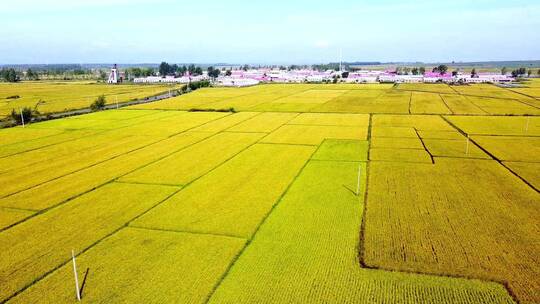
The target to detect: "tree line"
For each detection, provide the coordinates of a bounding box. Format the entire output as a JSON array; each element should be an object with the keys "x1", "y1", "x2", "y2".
[{"x1": 157, "y1": 62, "x2": 203, "y2": 77}]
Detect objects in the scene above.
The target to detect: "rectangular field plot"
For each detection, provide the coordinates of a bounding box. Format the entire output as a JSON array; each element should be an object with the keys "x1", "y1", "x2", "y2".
[
  {"x1": 504, "y1": 161, "x2": 540, "y2": 191},
  {"x1": 440, "y1": 94, "x2": 487, "y2": 115},
  {"x1": 131, "y1": 144, "x2": 315, "y2": 238},
  {"x1": 0, "y1": 183, "x2": 177, "y2": 302},
  {"x1": 208, "y1": 161, "x2": 514, "y2": 304},
  {"x1": 27, "y1": 117, "x2": 117, "y2": 130},
  {"x1": 447, "y1": 116, "x2": 540, "y2": 136},
  {"x1": 397, "y1": 83, "x2": 456, "y2": 94},
  {"x1": 364, "y1": 159, "x2": 540, "y2": 304},
  {"x1": 318, "y1": 83, "x2": 389, "y2": 90},
  {"x1": 68, "y1": 109, "x2": 159, "y2": 120},
  {"x1": 272, "y1": 89, "x2": 346, "y2": 104},
  {"x1": 510, "y1": 87, "x2": 540, "y2": 98},
  {"x1": 24, "y1": 110, "x2": 176, "y2": 131},
  {"x1": 226, "y1": 112, "x2": 297, "y2": 132},
  {"x1": 311, "y1": 139, "x2": 368, "y2": 162},
  {"x1": 9, "y1": 227, "x2": 245, "y2": 304},
  {"x1": 371, "y1": 126, "x2": 418, "y2": 138},
  {"x1": 249, "y1": 102, "x2": 320, "y2": 112},
  {"x1": 0, "y1": 127, "x2": 63, "y2": 146},
  {"x1": 373, "y1": 114, "x2": 454, "y2": 131},
  {"x1": 0, "y1": 131, "x2": 212, "y2": 211},
  {"x1": 117, "y1": 111, "x2": 229, "y2": 136},
  {"x1": 371, "y1": 137, "x2": 425, "y2": 149},
  {"x1": 201, "y1": 94, "x2": 280, "y2": 110},
  {"x1": 0, "y1": 208, "x2": 34, "y2": 230},
  {"x1": 191, "y1": 112, "x2": 259, "y2": 132},
  {"x1": 452, "y1": 84, "x2": 539, "y2": 104},
  {"x1": 410, "y1": 92, "x2": 452, "y2": 114},
  {"x1": 0, "y1": 135, "x2": 161, "y2": 198},
  {"x1": 261, "y1": 124, "x2": 366, "y2": 145},
  {"x1": 288, "y1": 113, "x2": 369, "y2": 126},
  {"x1": 465, "y1": 96, "x2": 540, "y2": 115},
  {"x1": 0, "y1": 129, "x2": 97, "y2": 158},
  {"x1": 119, "y1": 132, "x2": 264, "y2": 185},
  {"x1": 417, "y1": 130, "x2": 464, "y2": 140},
  {"x1": 130, "y1": 89, "x2": 238, "y2": 110},
  {"x1": 369, "y1": 148, "x2": 432, "y2": 163},
  {"x1": 423, "y1": 139, "x2": 491, "y2": 159},
  {"x1": 472, "y1": 136, "x2": 540, "y2": 162},
  {"x1": 314, "y1": 90, "x2": 409, "y2": 114},
  {"x1": 0, "y1": 129, "x2": 138, "y2": 174}
]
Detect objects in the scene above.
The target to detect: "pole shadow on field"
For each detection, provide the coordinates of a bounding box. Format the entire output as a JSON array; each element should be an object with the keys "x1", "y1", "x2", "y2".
[
  {"x1": 80, "y1": 268, "x2": 90, "y2": 298},
  {"x1": 343, "y1": 184, "x2": 358, "y2": 196}
]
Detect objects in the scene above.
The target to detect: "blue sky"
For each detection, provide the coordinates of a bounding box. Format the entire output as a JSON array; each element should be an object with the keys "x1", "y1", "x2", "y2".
[{"x1": 1, "y1": 0, "x2": 539, "y2": 64}]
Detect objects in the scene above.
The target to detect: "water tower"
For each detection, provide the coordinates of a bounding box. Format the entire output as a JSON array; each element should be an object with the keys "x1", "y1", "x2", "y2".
[{"x1": 107, "y1": 64, "x2": 119, "y2": 84}]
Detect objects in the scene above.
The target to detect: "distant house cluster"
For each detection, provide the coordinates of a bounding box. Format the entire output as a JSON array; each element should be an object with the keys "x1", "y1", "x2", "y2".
[
  {"x1": 375, "y1": 71, "x2": 513, "y2": 84},
  {"x1": 130, "y1": 68, "x2": 514, "y2": 87},
  {"x1": 133, "y1": 75, "x2": 206, "y2": 84}
]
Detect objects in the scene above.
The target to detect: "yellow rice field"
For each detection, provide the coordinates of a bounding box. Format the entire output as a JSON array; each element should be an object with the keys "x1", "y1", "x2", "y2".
[
  {"x1": 0, "y1": 81, "x2": 180, "y2": 118},
  {"x1": 0, "y1": 82, "x2": 538, "y2": 303}
]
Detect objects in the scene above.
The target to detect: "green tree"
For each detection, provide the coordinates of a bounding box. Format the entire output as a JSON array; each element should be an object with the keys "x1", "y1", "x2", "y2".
[
  {"x1": 435, "y1": 65, "x2": 448, "y2": 75},
  {"x1": 171, "y1": 64, "x2": 178, "y2": 75},
  {"x1": 225, "y1": 70, "x2": 232, "y2": 76},
  {"x1": 411, "y1": 67, "x2": 419, "y2": 75},
  {"x1": 99, "y1": 70, "x2": 107, "y2": 81},
  {"x1": 501, "y1": 67, "x2": 507, "y2": 75},
  {"x1": 527, "y1": 69, "x2": 532, "y2": 77},
  {"x1": 26, "y1": 68, "x2": 39, "y2": 80},
  {"x1": 159, "y1": 62, "x2": 171, "y2": 76},
  {"x1": 207, "y1": 66, "x2": 221, "y2": 79},
  {"x1": 128, "y1": 67, "x2": 143, "y2": 78},
  {"x1": 511, "y1": 68, "x2": 527, "y2": 78},
  {"x1": 471, "y1": 68, "x2": 478, "y2": 78},
  {"x1": 90, "y1": 95, "x2": 106, "y2": 111},
  {"x1": 419, "y1": 67, "x2": 426, "y2": 75},
  {"x1": 142, "y1": 68, "x2": 154, "y2": 77},
  {"x1": 178, "y1": 65, "x2": 187, "y2": 75},
  {"x1": 11, "y1": 107, "x2": 33, "y2": 124},
  {"x1": 1, "y1": 68, "x2": 20, "y2": 82},
  {"x1": 187, "y1": 64, "x2": 196, "y2": 75}
]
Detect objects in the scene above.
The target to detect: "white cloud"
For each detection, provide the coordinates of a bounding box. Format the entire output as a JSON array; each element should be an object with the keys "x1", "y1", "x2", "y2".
[{"x1": 314, "y1": 40, "x2": 330, "y2": 49}]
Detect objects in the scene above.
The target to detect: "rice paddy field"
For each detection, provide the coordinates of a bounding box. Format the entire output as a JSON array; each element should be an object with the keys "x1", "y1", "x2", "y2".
[
  {"x1": 0, "y1": 81, "x2": 179, "y2": 118},
  {"x1": 0, "y1": 82, "x2": 538, "y2": 304},
  {"x1": 131, "y1": 82, "x2": 540, "y2": 115}
]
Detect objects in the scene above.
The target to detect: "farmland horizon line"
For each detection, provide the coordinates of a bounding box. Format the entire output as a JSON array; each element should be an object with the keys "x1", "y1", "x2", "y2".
[{"x1": 1, "y1": 59, "x2": 540, "y2": 68}]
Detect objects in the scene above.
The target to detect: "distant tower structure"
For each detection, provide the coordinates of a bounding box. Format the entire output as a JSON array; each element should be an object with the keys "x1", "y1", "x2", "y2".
[
  {"x1": 107, "y1": 64, "x2": 119, "y2": 84},
  {"x1": 339, "y1": 48, "x2": 343, "y2": 72}
]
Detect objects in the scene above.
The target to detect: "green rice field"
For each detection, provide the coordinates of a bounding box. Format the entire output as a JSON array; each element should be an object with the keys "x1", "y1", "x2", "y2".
[{"x1": 0, "y1": 82, "x2": 538, "y2": 304}]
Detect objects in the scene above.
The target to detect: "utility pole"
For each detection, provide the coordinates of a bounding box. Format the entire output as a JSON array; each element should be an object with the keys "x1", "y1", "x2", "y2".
[{"x1": 72, "y1": 250, "x2": 81, "y2": 301}]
